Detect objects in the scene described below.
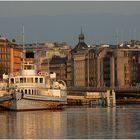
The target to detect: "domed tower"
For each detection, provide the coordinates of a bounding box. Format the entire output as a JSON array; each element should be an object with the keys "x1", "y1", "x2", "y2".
[
  {"x1": 72, "y1": 29, "x2": 88, "y2": 52},
  {"x1": 71, "y1": 29, "x2": 91, "y2": 87}
]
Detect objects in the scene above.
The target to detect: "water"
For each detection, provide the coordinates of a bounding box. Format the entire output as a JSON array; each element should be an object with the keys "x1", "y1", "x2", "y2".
[{"x1": 0, "y1": 105, "x2": 140, "y2": 139}]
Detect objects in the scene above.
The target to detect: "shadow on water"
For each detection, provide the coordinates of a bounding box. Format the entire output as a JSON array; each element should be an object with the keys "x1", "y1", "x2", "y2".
[{"x1": 0, "y1": 105, "x2": 140, "y2": 139}]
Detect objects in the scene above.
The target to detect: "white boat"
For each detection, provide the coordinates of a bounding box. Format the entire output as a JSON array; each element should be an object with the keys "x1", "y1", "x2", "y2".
[{"x1": 0, "y1": 62, "x2": 67, "y2": 111}]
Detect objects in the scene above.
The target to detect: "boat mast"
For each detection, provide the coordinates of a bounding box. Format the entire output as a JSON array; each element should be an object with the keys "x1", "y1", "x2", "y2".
[
  {"x1": 35, "y1": 41, "x2": 38, "y2": 69},
  {"x1": 22, "y1": 25, "x2": 26, "y2": 68}
]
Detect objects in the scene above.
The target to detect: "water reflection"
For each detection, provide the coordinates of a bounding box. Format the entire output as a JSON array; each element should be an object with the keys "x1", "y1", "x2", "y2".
[
  {"x1": 0, "y1": 110, "x2": 67, "y2": 139},
  {"x1": 66, "y1": 106, "x2": 117, "y2": 139},
  {"x1": 0, "y1": 105, "x2": 140, "y2": 139}
]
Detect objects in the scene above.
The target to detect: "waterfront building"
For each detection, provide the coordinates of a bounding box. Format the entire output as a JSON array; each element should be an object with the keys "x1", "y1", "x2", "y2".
[
  {"x1": 71, "y1": 31, "x2": 95, "y2": 87},
  {"x1": 92, "y1": 45, "x2": 111, "y2": 88},
  {"x1": 94, "y1": 43, "x2": 140, "y2": 88},
  {"x1": 71, "y1": 35, "x2": 140, "y2": 88},
  {"x1": 113, "y1": 47, "x2": 140, "y2": 87},
  {"x1": 41, "y1": 55, "x2": 68, "y2": 82},
  {"x1": 0, "y1": 37, "x2": 21, "y2": 79},
  {"x1": 66, "y1": 55, "x2": 72, "y2": 87},
  {"x1": 18, "y1": 41, "x2": 71, "y2": 66}
]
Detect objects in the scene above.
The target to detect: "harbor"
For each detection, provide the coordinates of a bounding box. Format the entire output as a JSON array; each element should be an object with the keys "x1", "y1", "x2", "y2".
[{"x1": 1, "y1": 1, "x2": 140, "y2": 139}]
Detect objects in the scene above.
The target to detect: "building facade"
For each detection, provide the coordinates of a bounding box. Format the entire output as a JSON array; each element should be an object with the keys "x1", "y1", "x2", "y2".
[
  {"x1": 94, "y1": 45, "x2": 140, "y2": 88},
  {"x1": 0, "y1": 37, "x2": 22, "y2": 79},
  {"x1": 71, "y1": 36, "x2": 140, "y2": 88},
  {"x1": 41, "y1": 55, "x2": 68, "y2": 82},
  {"x1": 71, "y1": 31, "x2": 96, "y2": 87}
]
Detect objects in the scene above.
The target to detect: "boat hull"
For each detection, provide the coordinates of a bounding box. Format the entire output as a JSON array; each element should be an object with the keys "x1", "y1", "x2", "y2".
[{"x1": 0, "y1": 92, "x2": 67, "y2": 111}]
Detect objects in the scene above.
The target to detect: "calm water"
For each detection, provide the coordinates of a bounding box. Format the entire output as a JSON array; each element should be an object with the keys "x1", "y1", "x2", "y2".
[{"x1": 0, "y1": 105, "x2": 140, "y2": 139}]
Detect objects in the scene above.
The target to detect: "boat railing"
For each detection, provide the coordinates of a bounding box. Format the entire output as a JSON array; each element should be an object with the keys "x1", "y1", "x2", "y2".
[
  {"x1": 10, "y1": 83, "x2": 49, "y2": 88},
  {"x1": 23, "y1": 94, "x2": 67, "y2": 102}
]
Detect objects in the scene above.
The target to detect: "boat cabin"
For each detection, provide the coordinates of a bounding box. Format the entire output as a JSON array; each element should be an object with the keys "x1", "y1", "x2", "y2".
[{"x1": 9, "y1": 62, "x2": 50, "y2": 95}]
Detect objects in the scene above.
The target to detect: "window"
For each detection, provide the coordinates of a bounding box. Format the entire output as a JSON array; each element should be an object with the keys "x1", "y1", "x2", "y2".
[
  {"x1": 27, "y1": 77, "x2": 33, "y2": 83},
  {"x1": 11, "y1": 78, "x2": 14, "y2": 84},
  {"x1": 35, "y1": 78, "x2": 38, "y2": 83},
  {"x1": 124, "y1": 51, "x2": 129, "y2": 57},
  {"x1": 15, "y1": 78, "x2": 19, "y2": 83},
  {"x1": 39, "y1": 78, "x2": 43, "y2": 83},
  {"x1": 125, "y1": 80, "x2": 130, "y2": 84},
  {"x1": 20, "y1": 78, "x2": 23, "y2": 83},
  {"x1": 25, "y1": 89, "x2": 27, "y2": 94},
  {"x1": 23, "y1": 78, "x2": 26, "y2": 83}
]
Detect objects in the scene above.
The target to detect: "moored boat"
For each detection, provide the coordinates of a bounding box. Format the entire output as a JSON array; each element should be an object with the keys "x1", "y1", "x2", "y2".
[{"x1": 0, "y1": 62, "x2": 67, "y2": 111}]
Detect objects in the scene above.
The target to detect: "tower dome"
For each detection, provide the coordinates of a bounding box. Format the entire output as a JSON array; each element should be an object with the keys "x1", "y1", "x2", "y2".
[
  {"x1": 72, "y1": 29, "x2": 88, "y2": 52},
  {"x1": 78, "y1": 28, "x2": 85, "y2": 42}
]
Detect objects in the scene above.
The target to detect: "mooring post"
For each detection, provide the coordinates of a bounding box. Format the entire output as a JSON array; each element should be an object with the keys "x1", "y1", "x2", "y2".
[
  {"x1": 112, "y1": 89, "x2": 116, "y2": 106},
  {"x1": 106, "y1": 90, "x2": 110, "y2": 107}
]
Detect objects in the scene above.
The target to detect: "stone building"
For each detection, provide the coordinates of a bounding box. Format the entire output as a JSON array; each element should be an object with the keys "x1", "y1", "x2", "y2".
[
  {"x1": 71, "y1": 36, "x2": 140, "y2": 88},
  {"x1": 41, "y1": 55, "x2": 68, "y2": 82},
  {"x1": 18, "y1": 42, "x2": 71, "y2": 64},
  {"x1": 94, "y1": 44, "x2": 140, "y2": 88},
  {"x1": 113, "y1": 47, "x2": 140, "y2": 87},
  {"x1": 71, "y1": 31, "x2": 95, "y2": 87}
]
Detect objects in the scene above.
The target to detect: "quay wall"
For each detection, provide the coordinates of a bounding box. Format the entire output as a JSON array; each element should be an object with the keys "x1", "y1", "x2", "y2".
[{"x1": 67, "y1": 87, "x2": 140, "y2": 105}]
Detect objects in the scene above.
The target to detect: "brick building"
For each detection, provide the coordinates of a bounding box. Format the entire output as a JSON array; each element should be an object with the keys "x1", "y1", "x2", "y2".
[{"x1": 0, "y1": 37, "x2": 21, "y2": 79}]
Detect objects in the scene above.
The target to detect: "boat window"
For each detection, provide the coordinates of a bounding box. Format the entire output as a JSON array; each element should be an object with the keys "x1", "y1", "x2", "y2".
[
  {"x1": 25, "y1": 89, "x2": 27, "y2": 94},
  {"x1": 15, "y1": 78, "x2": 19, "y2": 83},
  {"x1": 23, "y1": 78, "x2": 26, "y2": 83},
  {"x1": 10, "y1": 78, "x2": 14, "y2": 84},
  {"x1": 35, "y1": 78, "x2": 38, "y2": 83},
  {"x1": 39, "y1": 78, "x2": 43, "y2": 83},
  {"x1": 20, "y1": 78, "x2": 23, "y2": 83},
  {"x1": 27, "y1": 77, "x2": 33, "y2": 83}
]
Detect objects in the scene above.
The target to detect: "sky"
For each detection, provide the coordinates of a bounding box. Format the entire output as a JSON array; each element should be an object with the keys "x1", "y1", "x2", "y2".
[{"x1": 0, "y1": 1, "x2": 140, "y2": 46}]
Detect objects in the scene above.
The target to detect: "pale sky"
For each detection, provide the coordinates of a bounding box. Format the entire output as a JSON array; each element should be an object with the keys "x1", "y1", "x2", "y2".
[
  {"x1": 0, "y1": 1, "x2": 140, "y2": 45},
  {"x1": 0, "y1": 2, "x2": 140, "y2": 17}
]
